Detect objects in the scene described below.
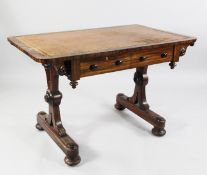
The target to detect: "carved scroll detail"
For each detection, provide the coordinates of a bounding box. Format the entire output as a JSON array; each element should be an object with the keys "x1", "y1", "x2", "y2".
[
  {"x1": 180, "y1": 47, "x2": 187, "y2": 56},
  {"x1": 54, "y1": 62, "x2": 79, "y2": 89}
]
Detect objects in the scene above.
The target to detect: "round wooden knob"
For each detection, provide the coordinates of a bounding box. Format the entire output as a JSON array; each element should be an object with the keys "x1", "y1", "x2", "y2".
[
  {"x1": 139, "y1": 56, "x2": 146, "y2": 61},
  {"x1": 161, "y1": 52, "x2": 168, "y2": 58},
  {"x1": 115, "y1": 60, "x2": 123, "y2": 65},
  {"x1": 90, "y1": 64, "x2": 98, "y2": 71}
]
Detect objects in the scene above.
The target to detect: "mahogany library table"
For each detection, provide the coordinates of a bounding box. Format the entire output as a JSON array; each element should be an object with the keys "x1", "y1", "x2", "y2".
[{"x1": 8, "y1": 25, "x2": 196, "y2": 166}]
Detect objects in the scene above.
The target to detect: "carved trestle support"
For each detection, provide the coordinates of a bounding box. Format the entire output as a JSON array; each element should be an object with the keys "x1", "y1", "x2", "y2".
[
  {"x1": 55, "y1": 63, "x2": 78, "y2": 89},
  {"x1": 36, "y1": 62, "x2": 81, "y2": 166},
  {"x1": 115, "y1": 66, "x2": 166, "y2": 136}
]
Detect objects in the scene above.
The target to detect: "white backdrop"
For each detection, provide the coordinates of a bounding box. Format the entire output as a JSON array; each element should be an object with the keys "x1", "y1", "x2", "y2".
[{"x1": 1, "y1": 0, "x2": 207, "y2": 175}]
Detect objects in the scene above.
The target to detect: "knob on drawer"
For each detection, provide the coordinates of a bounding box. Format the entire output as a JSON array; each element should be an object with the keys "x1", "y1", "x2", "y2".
[
  {"x1": 139, "y1": 56, "x2": 146, "y2": 61},
  {"x1": 115, "y1": 60, "x2": 123, "y2": 65},
  {"x1": 161, "y1": 52, "x2": 168, "y2": 58},
  {"x1": 90, "y1": 64, "x2": 98, "y2": 71}
]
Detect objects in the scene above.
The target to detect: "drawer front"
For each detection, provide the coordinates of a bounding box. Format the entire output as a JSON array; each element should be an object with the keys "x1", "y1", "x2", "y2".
[{"x1": 80, "y1": 46, "x2": 173, "y2": 77}]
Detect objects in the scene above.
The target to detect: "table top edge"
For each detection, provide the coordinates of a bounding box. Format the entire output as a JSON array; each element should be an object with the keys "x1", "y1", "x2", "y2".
[{"x1": 7, "y1": 24, "x2": 197, "y2": 63}]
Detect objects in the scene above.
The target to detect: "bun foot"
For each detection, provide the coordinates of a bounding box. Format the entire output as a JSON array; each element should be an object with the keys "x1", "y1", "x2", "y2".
[
  {"x1": 64, "y1": 155, "x2": 81, "y2": 166},
  {"x1": 152, "y1": 127, "x2": 166, "y2": 136},
  {"x1": 114, "y1": 103, "x2": 125, "y2": 111},
  {"x1": 35, "y1": 123, "x2": 44, "y2": 131}
]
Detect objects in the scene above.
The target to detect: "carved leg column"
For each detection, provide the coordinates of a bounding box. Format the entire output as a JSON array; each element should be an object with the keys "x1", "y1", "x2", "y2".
[
  {"x1": 115, "y1": 66, "x2": 166, "y2": 136},
  {"x1": 36, "y1": 63, "x2": 81, "y2": 166}
]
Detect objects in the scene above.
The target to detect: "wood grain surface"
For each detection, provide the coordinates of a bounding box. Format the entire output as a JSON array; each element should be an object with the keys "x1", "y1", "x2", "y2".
[
  {"x1": 7, "y1": 25, "x2": 196, "y2": 63},
  {"x1": 80, "y1": 46, "x2": 173, "y2": 77}
]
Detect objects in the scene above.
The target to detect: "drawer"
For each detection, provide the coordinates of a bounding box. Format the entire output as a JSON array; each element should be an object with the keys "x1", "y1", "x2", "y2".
[{"x1": 80, "y1": 46, "x2": 173, "y2": 77}]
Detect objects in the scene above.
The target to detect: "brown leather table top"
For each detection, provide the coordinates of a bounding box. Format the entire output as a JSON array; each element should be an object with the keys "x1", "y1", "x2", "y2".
[{"x1": 8, "y1": 24, "x2": 196, "y2": 62}]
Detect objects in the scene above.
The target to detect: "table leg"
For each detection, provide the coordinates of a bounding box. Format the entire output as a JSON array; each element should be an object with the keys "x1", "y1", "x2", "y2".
[
  {"x1": 115, "y1": 66, "x2": 166, "y2": 136},
  {"x1": 36, "y1": 63, "x2": 81, "y2": 166}
]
